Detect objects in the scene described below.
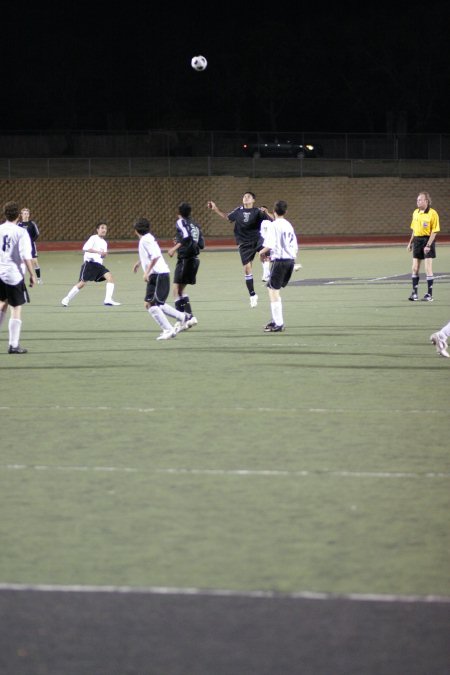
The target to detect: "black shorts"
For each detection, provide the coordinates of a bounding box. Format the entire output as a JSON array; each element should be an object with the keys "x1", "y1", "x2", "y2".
[
  {"x1": 145, "y1": 272, "x2": 170, "y2": 305},
  {"x1": 413, "y1": 236, "x2": 436, "y2": 260},
  {"x1": 267, "y1": 259, "x2": 295, "y2": 290},
  {"x1": 174, "y1": 257, "x2": 200, "y2": 285},
  {"x1": 0, "y1": 278, "x2": 30, "y2": 306},
  {"x1": 238, "y1": 238, "x2": 263, "y2": 265},
  {"x1": 79, "y1": 261, "x2": 109, "y2": 282}
]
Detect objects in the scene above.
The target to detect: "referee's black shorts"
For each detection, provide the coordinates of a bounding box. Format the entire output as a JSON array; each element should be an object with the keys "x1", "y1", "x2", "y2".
[{"x1": 413, "y1": 236, "x2": 436, "y2": 259}]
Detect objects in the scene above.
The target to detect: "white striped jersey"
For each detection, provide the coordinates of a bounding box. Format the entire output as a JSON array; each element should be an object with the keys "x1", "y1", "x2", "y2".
[
  {"x1": 0, "y1": 220, "x2": 32, "y2": 285},
  {"x1": 138, "y1": 232, "x2": 170, "y2": 274},
  {"x1": 261, "y1": 217, "x2": 298, "y2": 260},
  {"x1": 83, "y1": 234, "x2": 107, "y2": 263}
]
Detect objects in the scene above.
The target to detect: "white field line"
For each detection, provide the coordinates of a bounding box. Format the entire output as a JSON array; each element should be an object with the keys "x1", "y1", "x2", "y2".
[
  {"x1": 0, "y1": 405, "x2": 448, "y2": 415},
  {"x1": 323, "y1": 273, "x2": 450, "y2": 284},
  {"x1": 0, "y1": 582, "x2": 448, "y2": 604},
  {"x1": 365, "y1": 273, "x2": 409, "y2": 281},
  {"x1": 1, "y1": 464, "x2": 449, "y2": 479}
]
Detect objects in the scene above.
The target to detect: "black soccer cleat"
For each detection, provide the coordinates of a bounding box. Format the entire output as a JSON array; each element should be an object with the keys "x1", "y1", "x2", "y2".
[
  {"x1": 8, "y1": 345, "x2": 28, "y2": 354},
  {"x1": 264, "y1": 324, "x2": 285, "y2": 333},
  {"x1": 264, "y1": 321, "x2": 276, "y2": 331}
]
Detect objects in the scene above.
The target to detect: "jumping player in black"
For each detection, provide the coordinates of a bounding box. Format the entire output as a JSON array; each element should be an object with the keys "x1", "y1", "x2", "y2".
[
  {"x1": 208, "y1": 192, "x2": 272, "y2": 307},
  {"x1": 167, "y1": 202, "x2": 203, "y2": 332}
]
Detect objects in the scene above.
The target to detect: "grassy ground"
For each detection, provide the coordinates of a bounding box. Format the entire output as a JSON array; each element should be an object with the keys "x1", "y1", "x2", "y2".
[{"x1": 1, "y1": 246, "x2": 449, "y2": 597}]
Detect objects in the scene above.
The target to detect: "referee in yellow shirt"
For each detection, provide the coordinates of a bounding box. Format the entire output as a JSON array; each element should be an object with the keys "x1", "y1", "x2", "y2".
[{"x1": 406, "y1": 191, "x2": 440, "y2": 301}]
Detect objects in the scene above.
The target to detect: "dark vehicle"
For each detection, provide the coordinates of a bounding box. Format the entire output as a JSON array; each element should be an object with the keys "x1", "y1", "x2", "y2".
[{"x1": 242, "y1": 136, "x2": 322, "y2": 159}]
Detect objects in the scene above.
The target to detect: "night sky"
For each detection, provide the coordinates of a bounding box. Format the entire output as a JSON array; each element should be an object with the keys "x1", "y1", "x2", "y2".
[{"x1": 2, "y1": 1, "x2": 450, "y2": 134}]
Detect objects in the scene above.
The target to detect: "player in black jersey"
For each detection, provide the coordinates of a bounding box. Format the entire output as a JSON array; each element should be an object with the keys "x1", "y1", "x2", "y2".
[
  {"x1": 167, "y1": 202, "x2": 203, "y2": 332},
  {"x1": 18, "y1": 207, "x2": 42, "y2": 283},
  {"x1": 208, "y1": 192, "x2": 272, "y2": 307}
]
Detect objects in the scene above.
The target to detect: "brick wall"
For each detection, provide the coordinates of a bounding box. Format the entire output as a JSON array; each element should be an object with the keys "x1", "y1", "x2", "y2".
[{"x1": 1, "y1": 176, "x2": 448, "y2": 240}]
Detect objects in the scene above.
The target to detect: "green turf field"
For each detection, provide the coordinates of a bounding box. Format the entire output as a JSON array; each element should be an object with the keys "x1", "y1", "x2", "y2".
[{"x1": 1, "y1": 246, "x2": 449, "y2": 596}]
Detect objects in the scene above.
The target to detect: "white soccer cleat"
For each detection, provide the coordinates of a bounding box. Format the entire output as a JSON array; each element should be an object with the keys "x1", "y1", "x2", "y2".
[
  {"x1": 61, "y1": 297, "x2": 69, "y2": 307},
  {"x1": 250, "y1": 294, "x2": 258, "y2": 308},
  {"x1": 174, "y1": 314, "x2": 198, "y2": 334},
  {"x1": 293, "y1": 263, "x2": 302, "y2": 272},
  {"x1": 156, "y1": 329, "x2": 176, "y2": 341},
  {"x1": 104, "y1": 300, "x2": 121, "y2": 306},
  {"x1": 185, "y1": 316, "x2": 198, "y2": 329},
  {"x1": 430, "y1": 333, "x2": 449, "y2": 358}
]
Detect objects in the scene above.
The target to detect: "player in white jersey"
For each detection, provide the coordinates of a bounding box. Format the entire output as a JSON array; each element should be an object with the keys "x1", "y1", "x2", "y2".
[
  {"x1": 61, "y1": 222, "x2": 121, "y2": 307},
  {"x1": 132, "y1": 218, "x2": 197, "y2": 340},
  {"x1": 259, "y1": 200, "x2": 298, "y2": 333},
  {"x1": 430, "y1": 320, "x2": 450, "y2": 358},
  {"x1": 0, "y1": 201, "x2": 37, "y2": 353}
]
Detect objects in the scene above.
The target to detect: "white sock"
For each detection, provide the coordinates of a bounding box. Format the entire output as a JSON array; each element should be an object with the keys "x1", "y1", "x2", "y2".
[
  {"x1": 439, "y1": 322, "x2": 450, "y2": 340},
  {"x1": 0, "y1": 310, "x2": 6, "y2": 330},
  {"x1": 105, "y1": 282, "x2": 114, "y2": 302},
  {"x1": 67, "y1": 286, "x2": 80, "y2": 301},
  {"x1": 149, "y1": 306, "x2": 172, "y2": 331},
  {"x1": 262, "y1": 261, "x2": 270, "y2": 277},
  {"x1": 9, "y1": 318, "x2": 22, "y2": 347},
  {"x1": 271, "y1": 300, "x2": 283, "y2": 326},
  {"x1": 160, "y1": 303, "x2": 185, "y2": 321}
]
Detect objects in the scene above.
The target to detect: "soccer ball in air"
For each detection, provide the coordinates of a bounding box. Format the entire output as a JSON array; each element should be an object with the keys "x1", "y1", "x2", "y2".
[{"x1": 191, "y1": 55, "x2": 207, "y2": 71}]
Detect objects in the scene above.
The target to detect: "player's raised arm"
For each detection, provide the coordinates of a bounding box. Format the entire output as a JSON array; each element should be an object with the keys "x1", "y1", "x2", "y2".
[{"x1": 207, "y1": 200, "x2": 228, "y2": 220}]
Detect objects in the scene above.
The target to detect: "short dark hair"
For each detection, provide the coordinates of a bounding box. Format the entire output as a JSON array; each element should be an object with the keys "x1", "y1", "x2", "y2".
[
  {"x1": 243, "y1": 191, "x2": 256, "y2": 199},
  {"x1": 178, "y1": 202, "x2": 192, "y2": 219},
  {"x1": 4, "y1": 201, "x2": 20, "y2": 221},
  {"x1": 274, "y1": 200, "x2": 287, "y2": 216},
  {"x1": 96, "y1": 221, "x2": 107, "y2": 231},
  {"x1": 134, "y1": 217, "x2": 151, "y2": 235}
]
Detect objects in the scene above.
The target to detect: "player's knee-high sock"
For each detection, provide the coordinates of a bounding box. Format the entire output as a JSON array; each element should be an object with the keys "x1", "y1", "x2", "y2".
[
  {"x1": 271, "y1": 300, "x2": 283, "y2": 327},
  {"x1": 245, "y1": 274, "x2": 256, "y2": 296},
  {"x1": 104, "y1": 282, "x2": 115, "y2": 302},
  {"x1": 175, "y1": 297, "x2": 186, "y2": 313},
  {"x1": 262, "y1": 261, "x2": 270, "y2": 279},
  {"x1": 175, "y1": 295, "x2": 193, "y2": 315},
  {"x1": 426, "y1": 276, "x2": 434, "y2": 296},
  {"x1": 181, "y1": 295, "x2": 192, "y2": 314},
  {"x1": 8, "y1": 318, "x2": 22, "y2": 348},
  {"x1": 149, "y1": 306, "x2": 172, "y2": 331},
  {"x1": 67, "y1": 286, "x2": 80, "y2": 301},
  {"x1": 160, "y1": 303, "x2": 185, "y2": 321},
  {"x1": 35, "y1": 266, "x2": 41, "y2": 280},
  {"x1": 412, "y1": 275, "x2": 419, "y2": 293}
]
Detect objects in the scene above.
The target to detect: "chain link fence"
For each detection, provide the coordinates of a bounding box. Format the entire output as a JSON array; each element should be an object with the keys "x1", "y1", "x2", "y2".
[
  {"x1": 1, "y1": 156, "x2": 449, "y2": 179},
  {"x1": 1, "y1": 130, "x2": 450, "y2": 178}
]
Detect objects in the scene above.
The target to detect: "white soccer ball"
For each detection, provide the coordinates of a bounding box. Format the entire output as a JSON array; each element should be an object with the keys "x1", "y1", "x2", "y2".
[{"x1": 191, "y1": 55, "x2": 207, "y2": 71}]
